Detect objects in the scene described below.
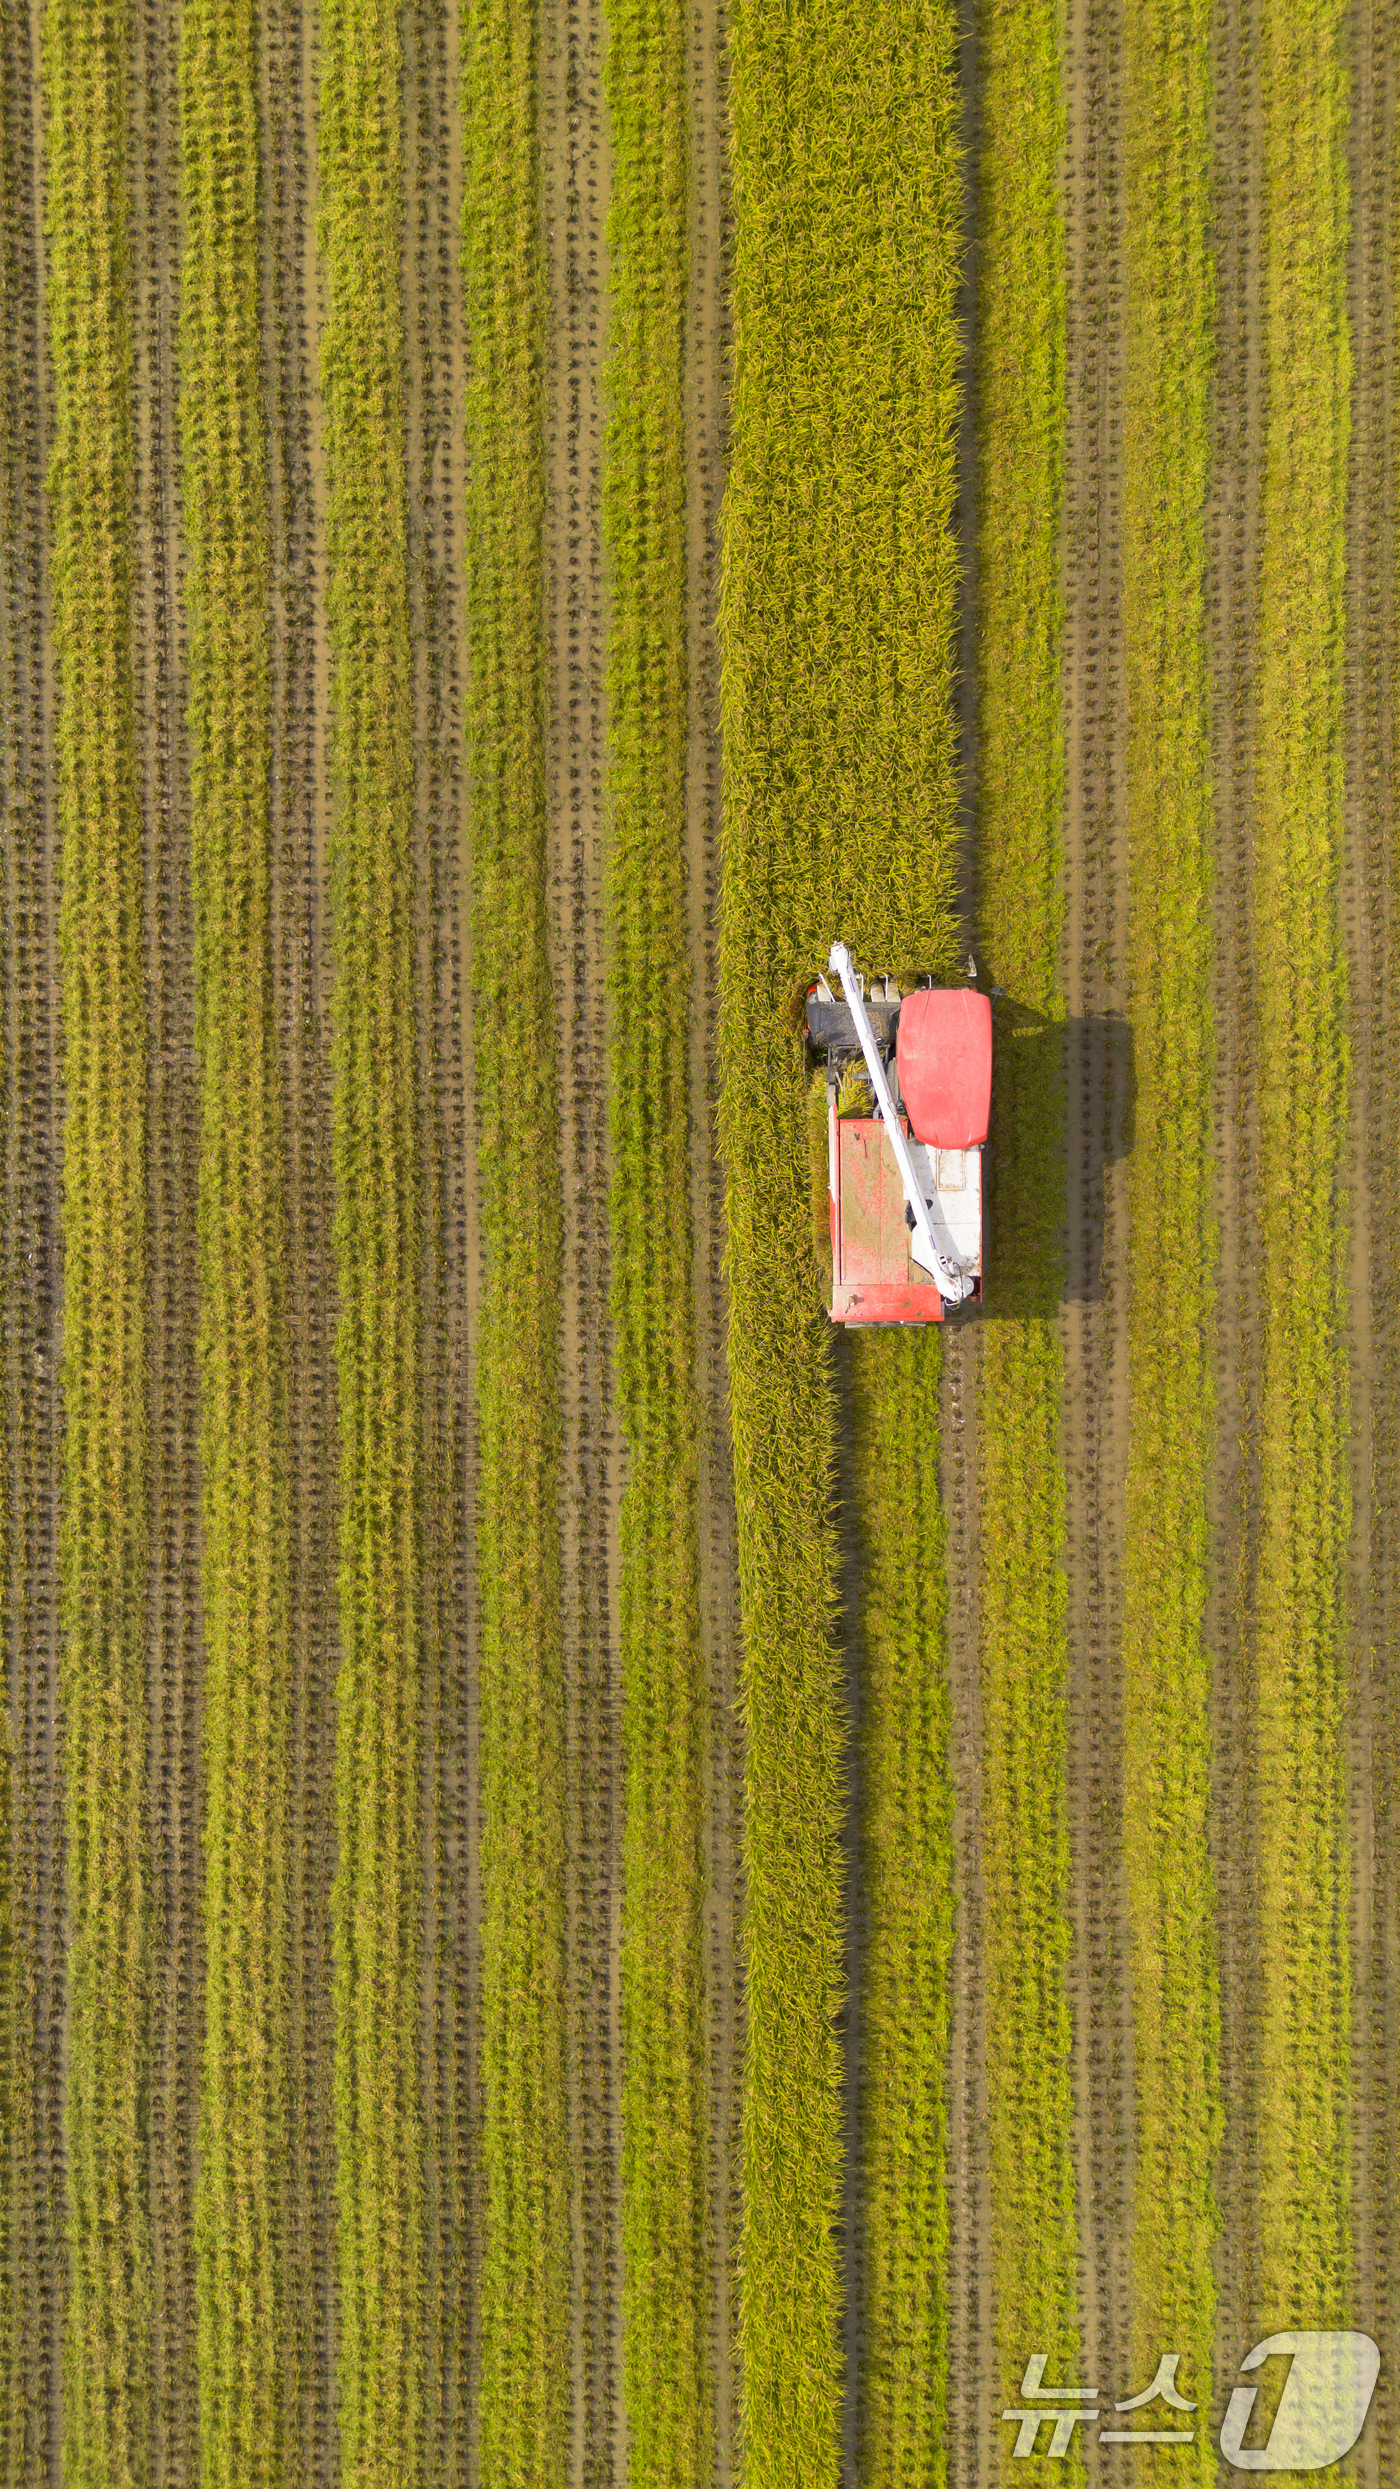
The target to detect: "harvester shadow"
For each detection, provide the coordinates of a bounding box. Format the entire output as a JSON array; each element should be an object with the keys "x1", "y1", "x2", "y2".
[{"x1": 973, "y1": 998, "x2": 1136, "y2": 1321}]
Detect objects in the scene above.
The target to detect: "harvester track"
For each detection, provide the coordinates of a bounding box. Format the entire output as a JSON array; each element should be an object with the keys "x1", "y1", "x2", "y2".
[
  {"x1": 945, "y1": 16, "x2": 990, "y2": 2464},
  {"x1": 2, "y1": 1, "x2": 63, "y2": 2471},
  {"x1": 540, "y1": 0, "x2": 622, "y2": 2467},
  {"x1": 131, "y1": 4, "x2": 203, "y2": 2472},
  {"x1": 262, "y1": 0, "x2": 338, "y2": 2472},
  {"x1": 684, "y1": 0, "x2": 742, "y2": 2463},
  {"x1": 1062, "y1": 0, "x2": 1131, "y2": 2439},
  {"x1": 942, "y1": 1322, "x2": 991, "y2": 2489}
]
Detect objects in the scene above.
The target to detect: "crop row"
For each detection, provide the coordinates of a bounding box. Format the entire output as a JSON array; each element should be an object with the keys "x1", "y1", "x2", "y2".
[
  {"x1": 721, "y1": 0, "x2": 962, "y2": 2473},
  {"x1": 318, "y1": 1, "x2": 426, "y2": 2480},
  {"x1": 602, "y1": 0, "x2": 711, "y2": 2475},
  {"x1": 974, "y1": 0, "x2": 1082, "y2": 2461},
  {"x1": 1118, "y1": 0, "x2": 1220, "y2": 2439},
  {"x1": 1250, "y1": 0, "x2": 1351, "y2": 2331},
  {"x1": 177, "y1": 0, "x2": 291, "y2": 2479},
  {"x1": 43, "y1": 1, "x2": 152, "y2": 2482},
  {"x1": 460, "y1": 0, "x2": 571, "y2": 2470}
]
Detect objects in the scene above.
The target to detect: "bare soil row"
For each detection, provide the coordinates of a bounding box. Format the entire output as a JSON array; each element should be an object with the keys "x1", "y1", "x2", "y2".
[
  {"x1": 1059, "y1": 0, "x2": 1132, "y2": 2449},
  {"x1": 261, "y1": 0, "x2": 338, "y2": 2476},
  {"x1": 539, "y1": 0, "x2": 624, "y2": 2467},
  {"x1": 130, "y1": 4, "x2": 203, "y2": 2470},
  {"x1": 403, "y1": 0, "x2": 473, "y2": 2476},
  {"x1": 682, "y1": 0, "x2": 742, "y2": 2467}
]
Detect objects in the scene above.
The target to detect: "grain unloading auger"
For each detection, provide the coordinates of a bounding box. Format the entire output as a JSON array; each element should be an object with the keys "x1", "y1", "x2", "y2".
[{"x1": 803, "y1": 941, "x2": 992, "y2": 1325}]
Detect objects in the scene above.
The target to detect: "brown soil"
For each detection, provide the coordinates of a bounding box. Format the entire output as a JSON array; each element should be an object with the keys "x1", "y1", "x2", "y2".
[
  {"x1": 131, "y1": 6, "x2": 204, "y2": 2475},
  {"x1": 262, "y1": 0, "x2": 338, "y2": 2476},
  {"x1": 402, "y1": 0, "x2": 473, "y2": 2476},
  {"x1": 1204, "y1": 0, "x2": 1265, "y2": 2373},
  {"x1": 2, "y1": 0, "x2": 63, "y2": 2472},
  {"x1": 448, "y1": 18, "x2": 487, "y2": 2476},
  {"x1": 1343, "y1": 1, "x2": 1398, "y2": 2473},
  {"x1": 831, "y1": 1343, "x2": 867, "y2": 2487},
  {"x1": 539, "y1": 0, "x2": 624, "y2": 2473},
  {"x1": 683, "y1": 0, "x2": 742, "y2": 2466},
  {"x1": 1060, "y1": 0, "x2": 1132, "y2": 2449}
]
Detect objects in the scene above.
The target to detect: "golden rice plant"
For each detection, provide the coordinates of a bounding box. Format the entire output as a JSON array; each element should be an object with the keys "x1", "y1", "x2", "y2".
[
  {"x1": 44, "y1": 1, "x2": 152, "y2": 2479},
  {"x1": 722, "y1": 0, "x2": 961, "y2": 2473}
]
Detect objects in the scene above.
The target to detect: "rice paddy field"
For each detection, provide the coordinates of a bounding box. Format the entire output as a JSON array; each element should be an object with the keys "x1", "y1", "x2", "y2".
[{"x1": 0, "y1": 0, "x2": 1397, "y2": 2480}]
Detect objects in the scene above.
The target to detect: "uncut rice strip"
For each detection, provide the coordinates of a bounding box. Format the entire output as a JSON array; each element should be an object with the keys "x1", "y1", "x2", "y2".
[{"x1": 43, "y1": 0, "x2": 153, "y2": 2477}]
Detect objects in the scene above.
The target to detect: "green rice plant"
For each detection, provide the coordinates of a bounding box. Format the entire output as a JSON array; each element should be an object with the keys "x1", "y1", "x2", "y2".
[
  {"x1": 460, "y1": 0, "x2": 570, "y2": 2471},
  {"x1": 602, "y1": 0, "x2": 711, "y2": 2474},
  {"x1": 1119, "y1": 0, "x2": 1221, "y2": 2447},
  {"x1": 1250, "y1": 0, "x2": 1351, "y2": 2334},
  {"x1": 177, "y1": 1, "x2": 291, "y2": 2480},
  {"x1": 850, "y1": 1327, "x2": 954, "y2": 2484},
  {"x1": 318, "y1": 1, "x2": 425, "y2": 2479},
  {"x1": 42, "y1": 2, "x2": 152, "y2": 2480},
  {"x1": 974, "y1": 0, "x2": 1081, "y2": 2465},
  {"x1": 721, "y1": 0, "x2": 961, "y2": 2473}
]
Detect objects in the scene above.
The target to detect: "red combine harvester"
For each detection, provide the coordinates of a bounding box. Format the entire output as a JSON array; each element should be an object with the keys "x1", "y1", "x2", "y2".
[{"x1": 803, "y1": 941, "x2": 992, "y2": 1326}]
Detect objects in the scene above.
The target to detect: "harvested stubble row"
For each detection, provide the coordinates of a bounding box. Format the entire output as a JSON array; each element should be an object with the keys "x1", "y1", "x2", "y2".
[
  {"x1": 1250, "y1": 0, "x2": 1351, "y2": 2335},
  {"x1": 178, "y1": 0, "x2": 291, "y2": 2478},
  {"x1": 461, "y1": 0, "x2": 570, "y2": 2472},
  {"x1": 851, "y1": 1329, "x2": 955, "y2": 2483},
  {"x1": 722, "y1": 0, "x2": 961, "y2": 2474},
  {"x1": 1119, "y1": 0, "x2": 1220, "y2": 2438},
  {"x1": 974, "y1": 0, "x2": 1082, "y2": 2461},
  {"x1": 318, "y1": 0, "x2": 426, "y2": 2481},
  {"x1": 603, "y1": 0, "x2": 711, "y2": 2476},
  {"x1": 42, "y1": 0, "x2": 152, "y2": 2481}
]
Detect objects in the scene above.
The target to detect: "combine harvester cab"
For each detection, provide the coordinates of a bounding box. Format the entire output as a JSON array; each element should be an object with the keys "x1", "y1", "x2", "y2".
[{"x1": 805, "y1": 941, "x2": 992, "y2": 1326}]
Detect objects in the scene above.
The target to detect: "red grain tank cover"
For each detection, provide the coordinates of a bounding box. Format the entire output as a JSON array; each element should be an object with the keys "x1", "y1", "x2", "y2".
[{"x1": 896, "y1": 987, "x2": 993, "y2": 1148}]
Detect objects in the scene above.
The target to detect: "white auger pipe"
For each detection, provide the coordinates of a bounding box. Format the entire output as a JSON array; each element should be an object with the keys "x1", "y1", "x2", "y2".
[{"x1": 827, "y1": 941, "x2": 972, "y2": 1306}]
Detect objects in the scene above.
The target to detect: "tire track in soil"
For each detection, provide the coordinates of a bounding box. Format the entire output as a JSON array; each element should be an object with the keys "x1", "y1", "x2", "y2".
[
  {"x1": 2, "y1": 1, "x2": 63, "y2": 2472},
  {"x1": 1061, "y1": 0, "x2": 1131, "y2": 2441},
  {"x1": 130, "y1": 4, "x2": 203, "y2": 2477},
  {"x1": 402, "y1": 2, "x2": 471, "y2": 2481},
  {"x1": 1343, "y1": 1, "x2": 1396, "y2": 2473},
  {"x1": 833, "y1": 1342, "x2": 866, "y2": 2489},
  {"x1": 261, "y1": 1, "x2": 337, "y2": 2476},
  {"x1": 943, "y1": 1322, "x2": 990, "y2": 2489},
  {"x1": 539, "y1": 0, "x2": 621, "y2": 2473},
  {"x1": 945, "y1": 9, "x2": 990, "y2": 2464},
  {"x1": 1204, "y1": 0, "x2": 1264, "y2": 2375},
  {"x1": 683, "y1": 0, "x2": 740, "y2": 2468}
]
